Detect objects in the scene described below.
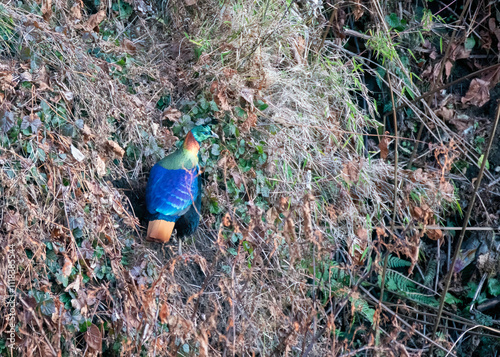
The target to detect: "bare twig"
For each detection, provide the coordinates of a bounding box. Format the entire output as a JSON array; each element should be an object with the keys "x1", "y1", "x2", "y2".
[{"x1": 375, "y1": 66, "x2": 399, "y2": 350}]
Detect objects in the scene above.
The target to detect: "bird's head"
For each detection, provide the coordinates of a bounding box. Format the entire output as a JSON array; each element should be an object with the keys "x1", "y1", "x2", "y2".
[{"x1": 190, "y1": 125, "x2": 218, "y2": 143}]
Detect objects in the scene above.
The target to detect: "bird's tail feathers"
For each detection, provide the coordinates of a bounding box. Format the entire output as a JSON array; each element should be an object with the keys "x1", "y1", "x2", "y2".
[{"x1": 147, "y1": 220, "x2": 175, "y2": 243}]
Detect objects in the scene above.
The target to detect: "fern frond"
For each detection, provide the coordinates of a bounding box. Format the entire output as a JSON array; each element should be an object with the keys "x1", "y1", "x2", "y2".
[
  {"x1": 349, "y1": 295, "x2": 375, "y2": 324},
  {"x1": 404, "y1": 292, "x2": 438, "y2": 307},
  {"x1": 423, "y1": 258, "x2": 437, "y2": 287},
  {"x1": 387, "y1": 254, "x2": 411, "y2": 268},
  {"x1": 384, "y1": 270, "x2": 417, "y2": 292}
]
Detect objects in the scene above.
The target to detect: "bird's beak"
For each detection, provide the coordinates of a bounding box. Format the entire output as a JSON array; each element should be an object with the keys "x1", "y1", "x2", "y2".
[{"x1": 211, "y1": 130, "x2": 219, "y2": 139}]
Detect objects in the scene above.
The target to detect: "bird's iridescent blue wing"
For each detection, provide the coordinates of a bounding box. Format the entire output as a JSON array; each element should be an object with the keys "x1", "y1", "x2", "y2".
[
  {"x1": 146, "y1": 164, "x2": 199, "y2": 221},
  {"x1": 175, "y1": 175, "x2": 202, "y2": 238}
]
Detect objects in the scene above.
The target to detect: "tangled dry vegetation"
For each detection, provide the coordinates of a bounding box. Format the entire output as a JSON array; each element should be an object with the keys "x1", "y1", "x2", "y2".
[{"x1": 1, "y1": 0, "x2": 499, "y2": 356}]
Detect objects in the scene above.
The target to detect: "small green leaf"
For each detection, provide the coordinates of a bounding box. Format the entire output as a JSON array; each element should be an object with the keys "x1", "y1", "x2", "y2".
[
  {"x1": 57, "y1": 274, "x2": 69, "y2": 287},
  {"x1": 199, "y1": 98, "x2": 209, "y2": 110},
  {"x1": 464, "y1": 37, "x2": 475, "y2": 51},
  {"x1": 211, "y1": 143, "x2": 220, "y2": 156},
  {"x1": 234, "y1": 107, "x2": 246, "y2": 118},
  {"x1": 478, "y1": 155, "x2": 490, "y2": 170},
  {"x1": 255, "y1": 100, "x2": 268, "y2": 111},
  {"x1": 488, "y1": 278, "x2": 500, "y2": 296},
  {"x1": 210, "y1": 100, "x2": 219, "y2": 112}
]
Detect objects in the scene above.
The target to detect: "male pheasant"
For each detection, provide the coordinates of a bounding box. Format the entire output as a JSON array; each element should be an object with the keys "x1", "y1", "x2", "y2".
[{"x1": 145, "y1": 125, "x2": 216, "y2": 243}]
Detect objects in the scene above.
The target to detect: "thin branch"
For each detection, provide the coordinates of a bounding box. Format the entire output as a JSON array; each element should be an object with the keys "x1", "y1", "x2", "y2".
[{"x1": 375, "y1": 66, "x2": 399, "y2": 350}]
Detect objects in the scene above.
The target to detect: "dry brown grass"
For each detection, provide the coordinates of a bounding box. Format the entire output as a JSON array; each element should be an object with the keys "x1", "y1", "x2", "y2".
[{"x1": 0, "y1": 0, "x2": 462, "y2": 356}]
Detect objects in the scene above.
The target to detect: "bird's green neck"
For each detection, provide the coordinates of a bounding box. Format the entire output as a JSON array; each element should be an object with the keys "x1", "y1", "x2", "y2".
[
  {"x1": 158, "y1": 132, "x2": 200, "y2": 170},
  {"x1": 158, "y1": 148, "x2": 198, "y2": 170}
]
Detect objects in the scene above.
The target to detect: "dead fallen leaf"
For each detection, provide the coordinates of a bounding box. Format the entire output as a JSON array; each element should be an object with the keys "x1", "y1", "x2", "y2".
[
  {"x1": 65, "y1": 274, "x2": 82, "y2": 292},
  {"x1": 71, "y1": 145, "x2": 85, "y2": 162},
  {"x1": 482, "y1": 66, "x2": 500, "y2": 85},
  {"x1": 159, "y1": 128, "x2": 178, "y2": 148},
  {"x1": 356, "y1": 227, "x2": 368, "y2": 240},
  {"x1": 449, "y1": 43, "x2": 470, "y2": 61},
  {"x1": 435, "y1": 107, "x2": 455, "y2": 121},
  {"x1": 61, "y1": 91, "x2": 74, "y2": 102},
  {"x1": 3, "y1": 210, "x2": 21, "y2": 232},
  {"x1": 480, "y1": 29, "x2": 492, "y2": 50},
  {"x1": 93, "y1": 152, "x2": 106, "y2": 177},
  {"x1": 439, "y1": 180, "x2": 455, "y2": 202},
  {"x1": 0, "y1": 109, "x2": 14, "y2": 134},
  {"x1": 34, "y1": 65, "x2": 51, "y2": 91},
  {"x1": 444, "y1": 60, "x2": 453, "y2": 79},
  {"x1": 70, "y1": 3, "x2": 82, "y2": 20},
  {"x1": 353, "y1": 0, "x2": 364, "y2": 20},
  {"x1": 185, "y1": 0, "x2": 196, "y2": 5},
  {"x1": 411, "y1": 206, "x2": 424, "y2": 221},
  {"x1": 375, "y1": 226, "x2": 387, "y2": 239},
  {"x1": 159, "y1": 303, "x2": 169, "y2": 323},
  {"x1": 378, "y1": 132, "x2": 390, "y2": 160},
  {"x1": 106, "y1": 140, "x2": 125, "y2": 158},
  {"x1": 461, "y1": 78, "x2": 490, "y2": 107},
  {"x1": 284, "y1": 217, "x2": 296, "y2": 241},
  {"x1": 81, "y1": 124, "x2": 94, "y2": 142},
  {"x1": 84, "y1": 324, "x2": 102, "y2": 352},
  {"x1": 62, "y1": 256, "x2": 73, "y2": 278},
  {"x1": 41, "y1": 0, "x2": 53, "y2": 22},
  {"x1": 231, "y1": 171, "x2": 243, "y2": 187},
  {"x1": 341, "y1": 161, "x2": 360, "y2": 183},
  {"x1": 426, "y1": 229, "x2": 443, "y2": 241},
  {"x1": 210, "y1": 81, "x2": 231, "y2": 111},
  {"x1": 222, "y1": 212, "x2": 231, "y2": 227},
  {"x1": 20, "y1": 71, "x2": 32, "y2": 82},
  {"x1": 240, "y1": 111, "x2": 257, "y2": 132},
  {"x1": 162, "y1": 107, "x2": 182, "y2": 122},
  {"x1": 266, "y1": 207, "x2": 279, "y2": 224},
  {"x1": 84, "y1": 10, "x2": 106, "y2": 32},
  {"x1": 278, "y1": 197, "x2": 289, "y2": 212},
  {"x1": 489, "y1": 18, "x2": 500, "y2": 51},
  {"x1": 121, "y1": 38, "x2": 137, "y2": 54},
  {"x1": 223, "y1": 68, "x2": 237, "y2": 78},
  {"x1": 448, "y1": 117, "x2": 470, "y2": 133},
  {"x1": 240, "y1": 87, "x2": 255, "y2": 105}
]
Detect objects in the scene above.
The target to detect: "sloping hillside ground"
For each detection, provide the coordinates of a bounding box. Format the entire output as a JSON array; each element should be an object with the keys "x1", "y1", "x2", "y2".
[{"x1": 1, "y1": 0, "x2": 500, "y2": 356}]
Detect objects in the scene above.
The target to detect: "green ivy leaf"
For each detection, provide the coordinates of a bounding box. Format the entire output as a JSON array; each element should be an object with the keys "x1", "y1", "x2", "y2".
[
  {"x1": 488, "y1": 278, "x2": 500, "y2": 296},
  {"x1": 464, "y1": 37, "x2": 475, "y2": 51},
  {"x1": 234, "y1": 107, "x2": 246, "y2": 118},
  {"x1": 56, "y1": 273, "x2": 69, "y2": 287},
  {"x1": 211, "y1": 143, "x2": 220, "y2": 156},
  {"x1": 210, "y1": 100, "x2": 219, "y2": 112},
  {"x1": 255, "y1": 100, "x2": 268, "y2": 111}
]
